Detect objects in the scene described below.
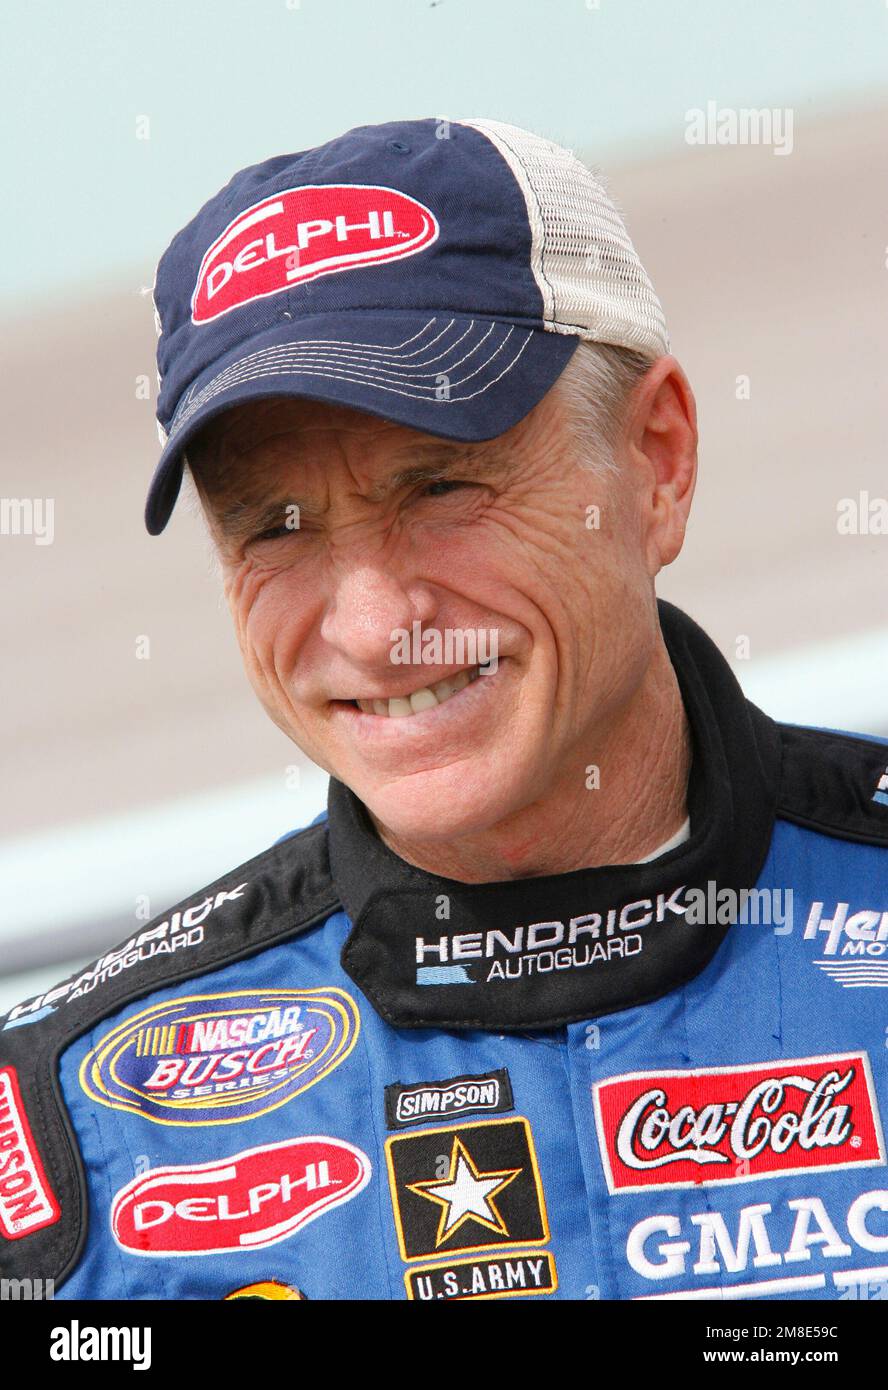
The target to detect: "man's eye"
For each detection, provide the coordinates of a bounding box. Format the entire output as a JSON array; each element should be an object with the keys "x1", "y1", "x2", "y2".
[
  {"x1": 421, "y1": 479, "x2": 469, "y2": 498},
  {"x1": 252, "y1": 520, "x2": 301, "y2": 544},
  {"x1": 253, "y1": 526, "x2": 289, "y2": 543}
]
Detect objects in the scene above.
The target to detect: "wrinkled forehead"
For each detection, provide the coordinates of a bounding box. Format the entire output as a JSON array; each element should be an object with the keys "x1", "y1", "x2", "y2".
[
  {"x1": 185, "y1": 393, "x2": 550, "y2": 503},
  {"x1": 190, "y1": 399, "x2": 383, "y2": 478}
]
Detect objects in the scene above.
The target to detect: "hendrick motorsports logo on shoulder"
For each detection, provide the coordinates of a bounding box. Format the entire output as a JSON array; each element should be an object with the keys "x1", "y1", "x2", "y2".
[
  {"x1": 805, "y1": 900, "x2": 888, "y2": 989},
  {"x1": 2, "y1": 883, "x2": 250, "y2": 1029},
  {"x1": 415, "y1": 883, "x2": 793, "y2": 985}
]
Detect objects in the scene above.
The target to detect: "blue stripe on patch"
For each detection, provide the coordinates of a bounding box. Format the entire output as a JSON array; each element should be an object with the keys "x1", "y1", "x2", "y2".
[{"x1": 416, "y1": 965, "x2": 475, "y2": 986}]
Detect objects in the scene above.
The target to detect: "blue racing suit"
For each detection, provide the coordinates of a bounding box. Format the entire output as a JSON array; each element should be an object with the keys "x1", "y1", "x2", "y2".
[{"x1": 1, "y1": 602, "x2": 887, "y2": 1301}]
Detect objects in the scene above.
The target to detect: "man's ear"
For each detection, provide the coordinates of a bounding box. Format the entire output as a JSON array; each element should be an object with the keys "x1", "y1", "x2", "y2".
[{"x1": 624, "y1": 355, "x2": 698, "y2": 575}]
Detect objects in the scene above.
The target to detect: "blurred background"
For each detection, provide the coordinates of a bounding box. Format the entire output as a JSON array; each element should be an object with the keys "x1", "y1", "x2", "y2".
[{"x1": 1, "y1": 0, "x2": 886, "y2": 1013}]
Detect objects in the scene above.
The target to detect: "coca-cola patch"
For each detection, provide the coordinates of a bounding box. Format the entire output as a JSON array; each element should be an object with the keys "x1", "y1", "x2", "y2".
[
  {"x1": 593, "y1": 1052, "x2": 885, "y2": 1193},
  {"x1": 191, "y1": 184, "x2": 440, "y2": 323}
]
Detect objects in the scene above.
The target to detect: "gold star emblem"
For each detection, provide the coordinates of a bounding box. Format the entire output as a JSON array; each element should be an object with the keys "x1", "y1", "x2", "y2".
[{"x1": 407, "y1": 1136, "x2": 521, "y2": 1248}]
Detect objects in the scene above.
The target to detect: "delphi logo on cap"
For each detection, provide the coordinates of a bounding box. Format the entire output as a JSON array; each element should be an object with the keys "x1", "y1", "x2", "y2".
[{"x1": 191, "y1": 184, "x2": 440, "y2": 324}]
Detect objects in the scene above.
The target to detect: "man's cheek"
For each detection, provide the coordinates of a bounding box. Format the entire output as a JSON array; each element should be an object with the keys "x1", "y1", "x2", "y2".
[
  {"x1": 232, "y1": 563, "x2": 292, "y2": 645},
  {"x1": 495, "y1": 496, "x2": 587, "y2": 566},
  {"x1": 228, "y1": 583, "x2": 288, "y2": 703},
  {"x1": 231, "y1": 635, "x2": 281, "y2": 723}
]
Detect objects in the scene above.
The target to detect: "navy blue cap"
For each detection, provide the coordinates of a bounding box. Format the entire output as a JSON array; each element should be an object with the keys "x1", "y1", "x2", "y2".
[{"x1": 147, "y1": 117, "x2": 668, "y2": 534}]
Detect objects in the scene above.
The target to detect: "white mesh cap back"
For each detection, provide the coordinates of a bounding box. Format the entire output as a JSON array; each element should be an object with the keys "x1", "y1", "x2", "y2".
[{"x1": 457, "y1": 118, "x2": 669, "y2": 358}]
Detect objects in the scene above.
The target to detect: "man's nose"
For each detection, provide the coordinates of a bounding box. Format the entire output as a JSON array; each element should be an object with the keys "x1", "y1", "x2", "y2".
[{"x1": 319, "y1": 565, "x2": 437, "y2": 666}]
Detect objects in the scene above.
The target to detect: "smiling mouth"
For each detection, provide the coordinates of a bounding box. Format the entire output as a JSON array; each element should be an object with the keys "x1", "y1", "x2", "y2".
[{"x1": 350, "y1": 665, "x2": 484, "y2": 718}]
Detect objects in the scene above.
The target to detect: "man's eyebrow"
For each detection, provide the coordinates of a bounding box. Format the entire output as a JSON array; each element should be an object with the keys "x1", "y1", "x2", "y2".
[
  {"x1": 209, "y1": 443, "x2": 513, "y2": 542},
  {"x1": 370, "y1": 443, "x2": 515, "y2": 498},
  {"x1": 213, "y1": 495, "x2": 305, "y2": 544}
]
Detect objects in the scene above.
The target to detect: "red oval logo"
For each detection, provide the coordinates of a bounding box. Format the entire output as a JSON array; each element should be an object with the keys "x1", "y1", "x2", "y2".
[
  {"x1": 191, "y1": 184, "x2": 440, "y2": 324},
  {"x1": 111, "y1": 1136, "x2": 371, "y2": 1254}
]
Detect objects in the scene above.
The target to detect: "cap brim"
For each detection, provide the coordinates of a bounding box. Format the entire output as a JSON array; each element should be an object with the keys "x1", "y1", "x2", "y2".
[{"x1": 145, "y1": 311, "x2": 578, "y2": 534}]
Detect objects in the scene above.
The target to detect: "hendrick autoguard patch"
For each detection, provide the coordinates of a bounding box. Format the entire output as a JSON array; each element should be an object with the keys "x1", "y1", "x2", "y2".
[{"x1": 341, "y1": 878, "x2": 745, "y2": 1030}]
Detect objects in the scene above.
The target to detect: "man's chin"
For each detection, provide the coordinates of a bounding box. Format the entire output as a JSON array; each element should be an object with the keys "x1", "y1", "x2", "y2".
[{"x1": 354, "y1": 761, "x2": 530, "y2": 852}]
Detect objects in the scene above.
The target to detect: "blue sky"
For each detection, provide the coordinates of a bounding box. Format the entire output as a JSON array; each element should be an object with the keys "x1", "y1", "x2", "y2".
[{"x1": 2, "y1": 0, "x2": 886, "y2": 304}]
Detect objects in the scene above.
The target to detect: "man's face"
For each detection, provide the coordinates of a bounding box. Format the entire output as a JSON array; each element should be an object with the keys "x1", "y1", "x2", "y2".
[{"x1": 192, "y1": 377, "x2": 670, "y2": 844}]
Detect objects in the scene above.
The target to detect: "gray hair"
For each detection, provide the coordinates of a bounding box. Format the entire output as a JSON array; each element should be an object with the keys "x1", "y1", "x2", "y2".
[{"x1": 555, "y1": 338, "x2": 656, "y2": 473}]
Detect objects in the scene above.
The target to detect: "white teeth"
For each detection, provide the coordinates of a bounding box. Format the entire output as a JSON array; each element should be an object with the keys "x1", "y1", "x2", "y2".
[
  {"x1": 354, "y1": 666, "x2": 481, "y2": 718},
  {"x1": 409, "y1": 688, "x2": 439, "y2": 713}
]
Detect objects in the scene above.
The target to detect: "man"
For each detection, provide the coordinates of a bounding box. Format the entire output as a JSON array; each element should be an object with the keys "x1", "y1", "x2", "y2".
[{"x1": 2, "y1": 119, "x2": 886, "y2": 1302}]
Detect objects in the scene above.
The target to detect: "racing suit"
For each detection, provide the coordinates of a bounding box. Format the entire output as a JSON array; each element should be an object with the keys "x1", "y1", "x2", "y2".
[{"x1": 1, "y1": 601, "x2": 887, "y2": 1302}]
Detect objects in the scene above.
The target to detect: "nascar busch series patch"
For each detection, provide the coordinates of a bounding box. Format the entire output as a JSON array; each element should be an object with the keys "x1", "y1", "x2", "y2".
[
  {"x1": 593, "y1": 1052, "x2": 885, "y2": 1193},
  {"x1": 79, "y1": 988, "x2": 359, "y2": 1125},
  {"x1": 385, "y1": 1069, "x2": 514, "y2": 1130},
  {"x1": 405, "y1": 1251, "x2": 557, "y2": 1301},
  {"x1": 191, "y1": 184, "x2": 440, "y2": 323},
  {"x1": 0, "y1": 1066, "x2": 61, "y2": 1239},
  {"x1": 111, "y1": 1136, "x2": 370, "y2": 1255},
  {"x1": 386, "y1": 1117, "x2": 548, "y2": 1261}
]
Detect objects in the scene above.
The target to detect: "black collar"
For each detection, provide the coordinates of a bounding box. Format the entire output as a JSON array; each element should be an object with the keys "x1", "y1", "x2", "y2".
[{"x1": 330, "y1": 601, "x2": 782, "y2": 1030}]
